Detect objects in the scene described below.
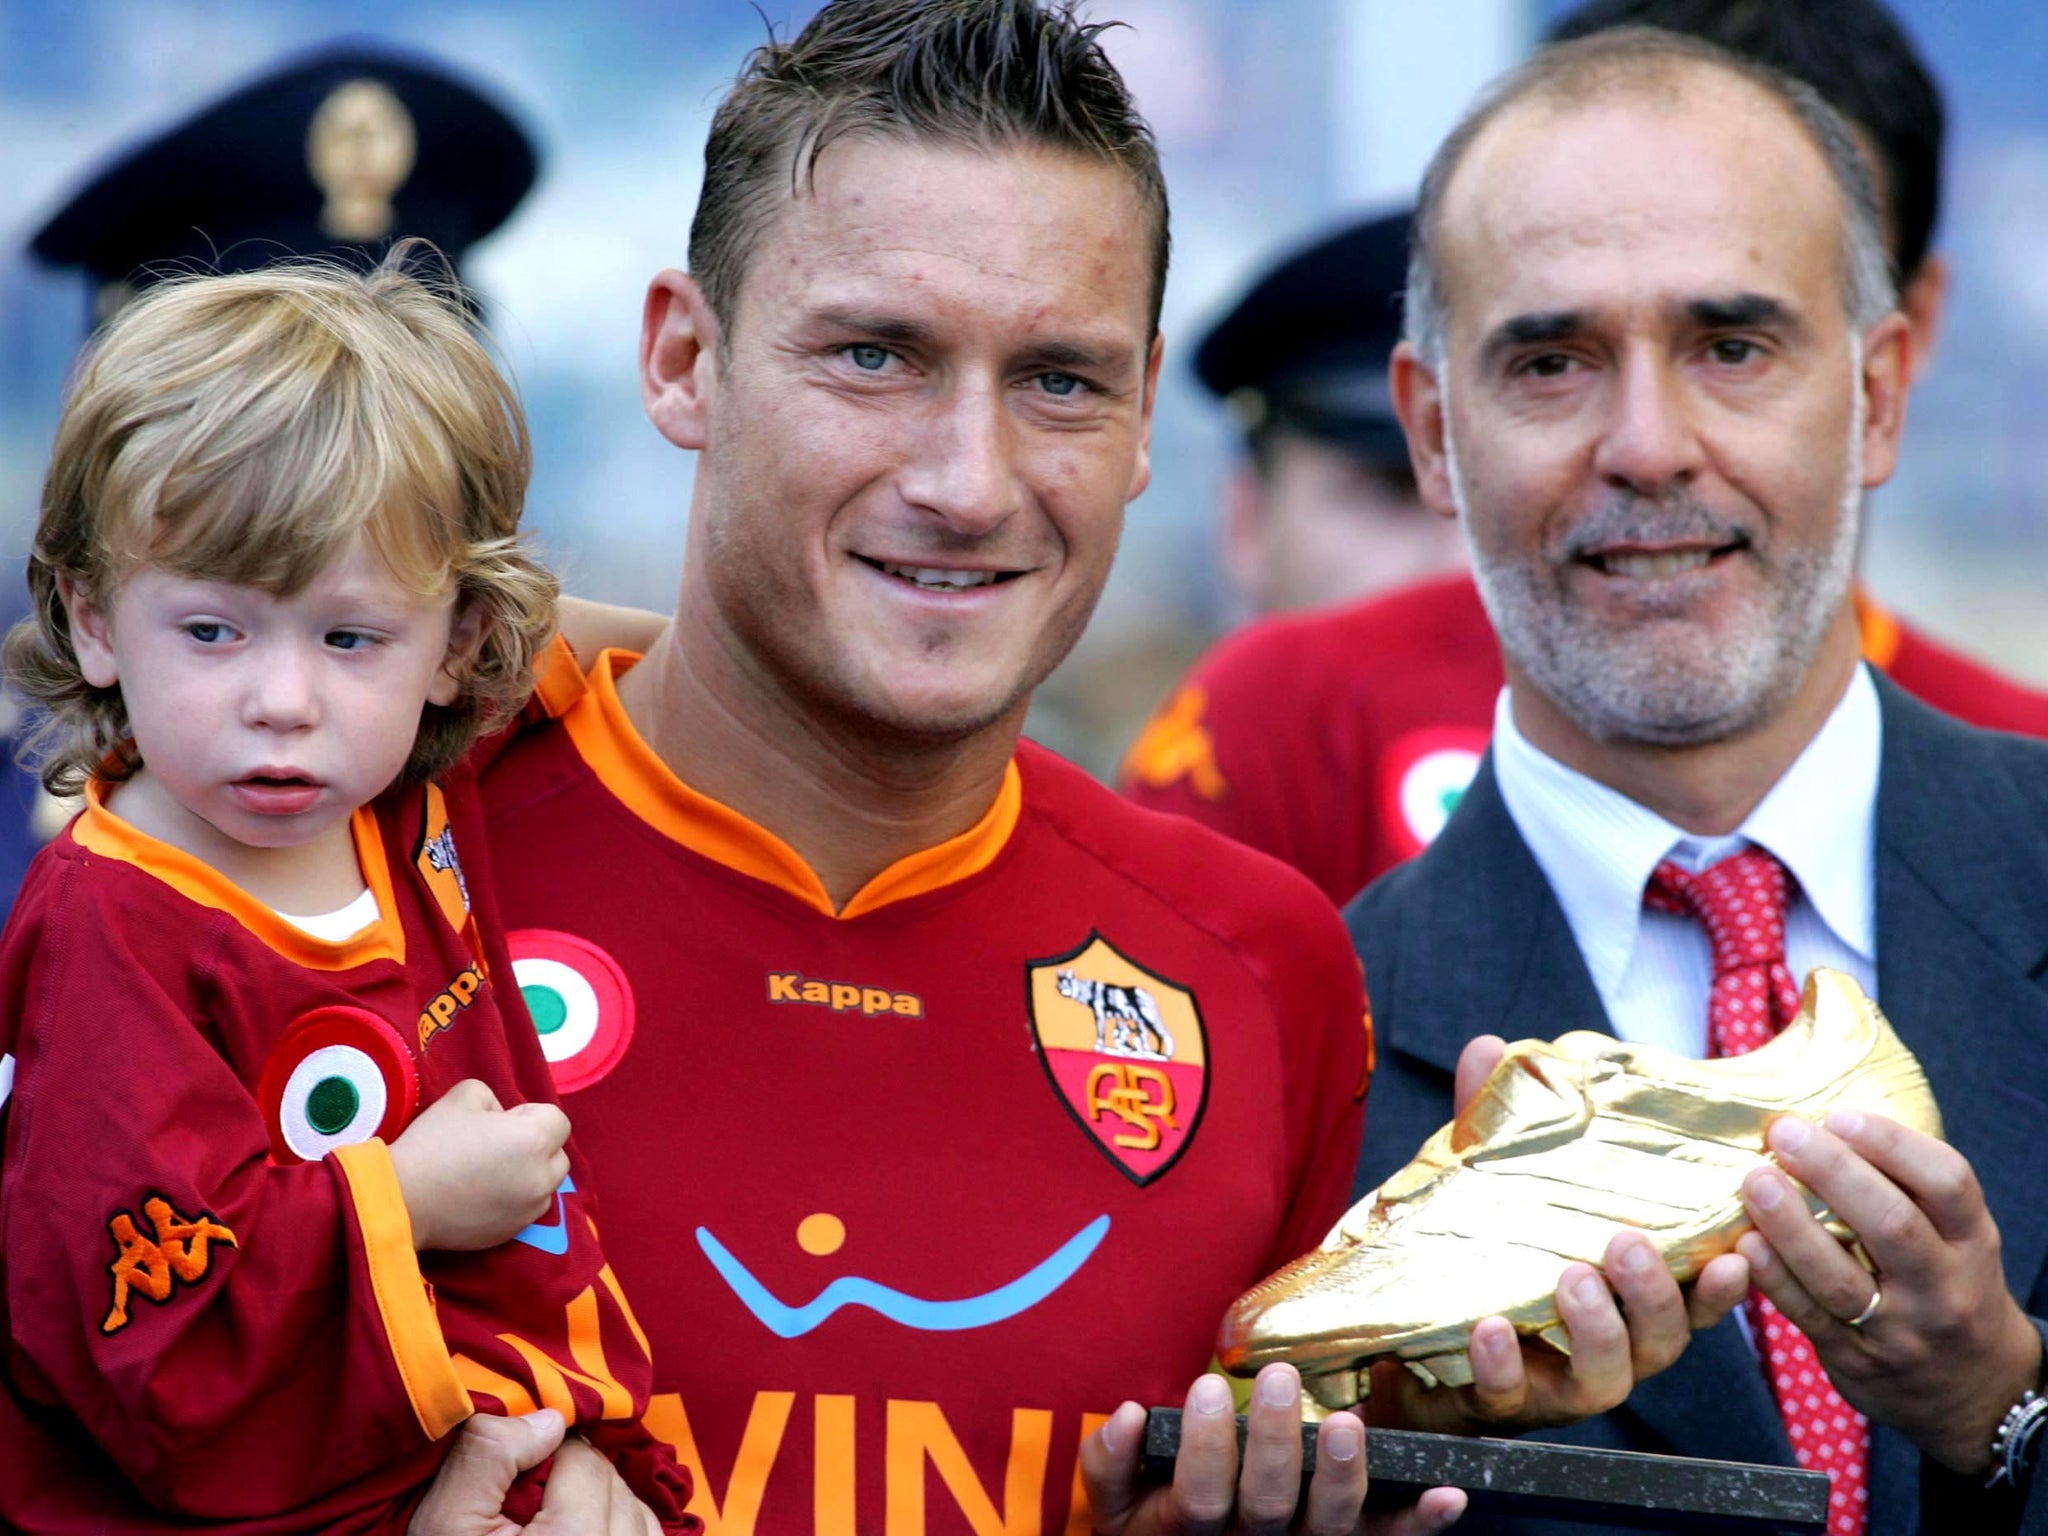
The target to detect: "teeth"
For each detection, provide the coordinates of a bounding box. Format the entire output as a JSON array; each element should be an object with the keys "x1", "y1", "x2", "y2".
[
  {"x1": 878, "y1": 562, "x2": 1000, "y2": 591},
  {"x1": 1601, "y1": 549, "x2": 1714, "y2": 580}
]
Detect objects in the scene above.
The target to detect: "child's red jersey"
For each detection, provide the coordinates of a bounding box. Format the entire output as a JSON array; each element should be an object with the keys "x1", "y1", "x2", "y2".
[
  {"x1": 0, "y1": 776, "x2": 682, "y2": 1533},
  {"x1": 1122, "y1": 572, "x2": 2048, "y2": 907},
  {"x1": 474, "y1": 649, "x2": 1370, "y2": 1536}
]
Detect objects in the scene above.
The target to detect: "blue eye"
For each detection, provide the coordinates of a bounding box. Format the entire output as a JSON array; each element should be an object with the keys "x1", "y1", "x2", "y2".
[
  {"x1": 325, "y1": 630, "x2": 375, "y2": 652},
  {"x1": 1038, "y1": 372, "x2": 1085, "y2": 397},
  {"x1": 847, "y1": 345, "x2": 892, "y2": 372},
  {"x1": 184, "y1": 621, "x2": 229, "y2": 644}
]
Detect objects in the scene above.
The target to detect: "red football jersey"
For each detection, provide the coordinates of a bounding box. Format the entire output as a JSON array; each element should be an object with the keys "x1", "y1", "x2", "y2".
[
  {"x1": 0, "y1": 778, "x2": 683, "y2": 1534},
  {"x1": 1122, "y1": 573, "x2": 2048, "y2": 907},
  {"x1": 474, "y1": 650, "x2": 1370, "y2": 1536}
]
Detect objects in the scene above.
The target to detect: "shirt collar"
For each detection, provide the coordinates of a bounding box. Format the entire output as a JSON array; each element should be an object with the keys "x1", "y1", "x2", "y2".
[{"x1": 1493, "y1": 664, "x2": 1881, "y2": 999}]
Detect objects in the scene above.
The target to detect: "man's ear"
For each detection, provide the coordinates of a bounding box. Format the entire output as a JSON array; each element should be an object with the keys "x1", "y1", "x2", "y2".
[
  {"x1": 1857, "y1": 310, "x2": 1914, "y2": 491},
  {"x1": 1390, "y1": 341, "x2": 1459, "y2": 521},
  {"x1": 428, "y1": 600, "x2": 486, "y2": 709},
  {"x1": 56, "y1": 574, "x2": 120, "y2": 689},
  {"x1": 1898, "y1": 254, "x2": 1948, "y2": 381},
  {"x1": 641, "y1": 269, "x2": 722, "y2": 452}
]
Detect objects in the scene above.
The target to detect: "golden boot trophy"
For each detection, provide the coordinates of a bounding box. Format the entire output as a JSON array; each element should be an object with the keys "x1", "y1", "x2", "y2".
[{"x1": 1219, "y1": 967, "x2": 1941, "y2": 1409}]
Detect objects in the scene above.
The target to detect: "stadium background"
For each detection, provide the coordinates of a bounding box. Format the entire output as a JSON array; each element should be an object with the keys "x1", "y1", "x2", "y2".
[{"x1": 3, "y1": 0, "x2": 2044, "y2": 777}]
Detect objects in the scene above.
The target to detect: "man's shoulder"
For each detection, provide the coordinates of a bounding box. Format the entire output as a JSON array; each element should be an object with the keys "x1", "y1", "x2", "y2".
[
  {"x1": 1880, "y1": 676, "x2": 2048, "y2": 817},
  {"x1": 1885, "y1": 616, "x2": 2048, "y2": 738},
  {"x1": 1191, "y1": 572, "x2": 1493, "y2": 703},
  {"x1": 1023, "y1": 741, "x2": 1349, "y2": 939}
]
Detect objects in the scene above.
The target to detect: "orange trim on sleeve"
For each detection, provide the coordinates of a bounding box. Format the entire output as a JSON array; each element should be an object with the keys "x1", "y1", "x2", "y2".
[
  {"x1": 72, "y1": 782, "x2": 405, "y2": 971},
  {"x1": 530, "y1": 633, "x2": 590, "y2": 720},
  {"x1": 560, "y1": 649, "x2": 1022, "y2": 920},
  {"x1": 1854, "y1": 588, "x2": 1902, "y2": 673},
  {"x1": 331, "y1": 1140, "x2": 473, "y2": 1440}
]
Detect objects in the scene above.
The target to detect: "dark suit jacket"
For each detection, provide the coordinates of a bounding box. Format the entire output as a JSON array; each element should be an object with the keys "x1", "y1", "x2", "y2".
[{"x1": 1346, "y1": 679, "x2": 2048, "y2": 1536}]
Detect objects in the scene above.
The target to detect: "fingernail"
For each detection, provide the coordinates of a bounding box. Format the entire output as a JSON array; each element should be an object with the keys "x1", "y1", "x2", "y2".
[
  {"x1": 1192, "y1": 1375, "x2": 1231, "y2": 1416},
  {"x1": 1826, "y1": 1109, "x2": 1865, "y2": 1138},
  {"x1": 1324, "y1": 1418, "x2": 1362, "y2": 1464},
  {"x1": 1572, "y1": 1273, "x2": 1602, "y2": 1308},
  {"x1": 1770, "y1": 1117, "x2": 1809, "y2": 1154},
  {"x1": 1751, "y1": 1172, "x2": 1784, "y2": 1210},
  {"x1": 1736, "y1": 1233, "x2": 1772, "y2": 1273},
  {"x1": 522, "y1": 1407, "x2": 564, "y2": 1433},
  {"x1": 1618, "y1": 1240, "x2": 1652, "y2": 1275},
  {"x1": 1479, "y1": 1321, "x2": 1513, "y2": 1359},
  {"x1": 1259, "y1": 1366, "x2": 1297, "y2": 1407}
]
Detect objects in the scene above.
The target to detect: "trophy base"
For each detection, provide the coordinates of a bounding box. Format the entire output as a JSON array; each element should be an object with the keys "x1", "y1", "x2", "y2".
[{"x1": 1141, "y1": 1409, "x2": 1826, "y2": 1534}]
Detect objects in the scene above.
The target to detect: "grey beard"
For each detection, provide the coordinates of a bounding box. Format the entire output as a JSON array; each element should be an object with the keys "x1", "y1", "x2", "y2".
[{"x1": 1450, "y1": 384, "x2": 1865, "y2": 748}]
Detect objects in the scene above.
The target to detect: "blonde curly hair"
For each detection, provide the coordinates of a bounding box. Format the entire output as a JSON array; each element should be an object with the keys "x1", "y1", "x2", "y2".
[{"x1": 6, "y1": 245, "x2": 557, "y2": 796}]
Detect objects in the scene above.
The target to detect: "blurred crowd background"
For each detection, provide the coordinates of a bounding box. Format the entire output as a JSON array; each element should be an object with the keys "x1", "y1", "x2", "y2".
[{"x1": 4, "y1": 0, "x2": 2046, "y2": 782}]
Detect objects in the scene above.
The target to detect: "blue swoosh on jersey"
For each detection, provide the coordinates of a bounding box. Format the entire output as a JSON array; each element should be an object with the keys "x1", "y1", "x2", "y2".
[
  {"x1": 513, "y1": 1174, "x2": 576, "y2": 1255},
  {"x1": 697, "y1": 1214, "x2": 1110, "y2": 1338}
]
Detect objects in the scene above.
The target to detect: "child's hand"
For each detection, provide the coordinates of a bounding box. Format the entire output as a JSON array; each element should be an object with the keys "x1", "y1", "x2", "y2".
[{"x1": 387, "y1": 1080, "x2": 573, "y2": 1252}]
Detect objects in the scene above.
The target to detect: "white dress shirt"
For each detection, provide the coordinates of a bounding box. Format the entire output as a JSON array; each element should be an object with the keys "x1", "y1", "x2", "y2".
[{"x1": 1492, "y1": 665, "x2": 1882, "y2": 1056}]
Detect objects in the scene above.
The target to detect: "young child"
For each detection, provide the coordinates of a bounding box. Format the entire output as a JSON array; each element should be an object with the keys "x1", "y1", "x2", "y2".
[{"x1": 0, "y1": 256, "x2": 688, "y2": 1532}]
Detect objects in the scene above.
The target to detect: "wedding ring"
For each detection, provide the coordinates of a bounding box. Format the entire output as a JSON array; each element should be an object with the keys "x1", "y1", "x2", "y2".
[{"x1": 1843, "y1": 1285, "x2": 1882, "y2": 1330}]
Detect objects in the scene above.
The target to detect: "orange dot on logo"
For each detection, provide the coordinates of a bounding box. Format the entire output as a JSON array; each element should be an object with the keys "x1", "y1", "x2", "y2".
[{"x1": 796, "y1": 1212, "x2": 846, "y2": 1256}]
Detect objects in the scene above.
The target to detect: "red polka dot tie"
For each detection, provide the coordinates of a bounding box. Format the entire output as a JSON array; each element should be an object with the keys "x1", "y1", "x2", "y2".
[{"x1": 1645, "y1": 847, "x2": 1869, "y2": 1536}]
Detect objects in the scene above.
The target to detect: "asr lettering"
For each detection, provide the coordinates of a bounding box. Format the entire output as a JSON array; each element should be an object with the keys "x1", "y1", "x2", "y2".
[
  {"x1": 766, "y1": 971, "x2": 924, "y2": 1019},
  {"x1": 1084, "y1": 1064, "x2": 1179, "y2": 1151},
  {"x1": 418, "y1": 963, "x2": 486, "y2": 1051}
]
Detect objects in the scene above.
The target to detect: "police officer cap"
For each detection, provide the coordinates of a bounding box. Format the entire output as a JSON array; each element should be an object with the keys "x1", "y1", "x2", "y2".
[
  {"x1": 1194, "y1": 208, "x2": 1412, "y2": 465},
  {"x1": 30, "y1": 42, "x2": 537, "y2": 326}
]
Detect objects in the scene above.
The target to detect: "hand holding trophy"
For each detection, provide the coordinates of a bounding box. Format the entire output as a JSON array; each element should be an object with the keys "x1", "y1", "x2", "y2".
[{"x1": 1147, "y1": 970, "x2": 1942, "y2": 1530}]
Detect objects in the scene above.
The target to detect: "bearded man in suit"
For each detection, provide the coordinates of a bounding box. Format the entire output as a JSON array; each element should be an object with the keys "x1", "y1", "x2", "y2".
[{"x1": 1350, "y1": 27, "x2": 2048, "y2": 1536}]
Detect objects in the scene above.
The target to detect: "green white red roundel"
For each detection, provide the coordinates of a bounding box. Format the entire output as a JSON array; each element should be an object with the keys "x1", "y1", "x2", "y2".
[
  {"x1": 507, "y1": 929, "x2": 636, "y2": 1094},
  {"x1": 258, "y1": 1007, "x2": 420, "y2": 1165}
]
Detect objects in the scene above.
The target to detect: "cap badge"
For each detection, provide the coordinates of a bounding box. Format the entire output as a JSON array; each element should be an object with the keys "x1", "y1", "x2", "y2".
[{"x1": 306, "y1": 78, "x2": 417, "y2": 241}]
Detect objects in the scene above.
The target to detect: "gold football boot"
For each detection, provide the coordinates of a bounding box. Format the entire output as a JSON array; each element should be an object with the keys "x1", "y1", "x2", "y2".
[{"x1": 1219, "y1": 968, "x2": 1941, "y2": 1409}]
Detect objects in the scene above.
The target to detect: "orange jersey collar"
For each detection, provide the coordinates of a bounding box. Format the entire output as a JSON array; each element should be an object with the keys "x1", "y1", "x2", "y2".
[
  {"x1": 1854, "y1": 588, "x2": 1902, "y2": 673},
  {"x1": 553, "y1": 646, "x2": 1022, "y2": 921},
  {"x1": 73, "y1": 780, "x2": 405, "y2": 970}
]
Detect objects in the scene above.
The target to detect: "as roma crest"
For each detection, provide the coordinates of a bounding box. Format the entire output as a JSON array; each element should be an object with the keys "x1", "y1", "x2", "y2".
[{"x1": 1026, "y1": 933, "x2": 1208, "y2": 1186}]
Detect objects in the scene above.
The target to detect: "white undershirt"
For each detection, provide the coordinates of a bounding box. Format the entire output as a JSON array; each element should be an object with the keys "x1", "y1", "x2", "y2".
[
  {"x1": 273, "y1": 887, "x2": 380, "y2": 944},
  {"x1": 1491, "y1": 665, "x2": 1882, "y2": 1054}
]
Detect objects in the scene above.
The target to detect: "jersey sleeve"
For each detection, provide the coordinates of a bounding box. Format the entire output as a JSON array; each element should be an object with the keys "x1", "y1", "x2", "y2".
[
  {"x1": 1245, "y1": 886, "x2": 1371, "y2": 1273},
  {"x1": 0, "y1": 860, "x2": 467, "y2": 1521},
  {"x1": 1119, "y1": 637, "x2": 1353, "y2": 903},
  {"x1": 458, "y1": 634, "x2": 590, "y2": 781}
]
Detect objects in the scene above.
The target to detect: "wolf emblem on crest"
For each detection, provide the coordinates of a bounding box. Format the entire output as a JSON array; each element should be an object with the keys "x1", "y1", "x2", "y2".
[{"x1": 1055, "y1": 969, "x2": 1175, "y2": 1061}]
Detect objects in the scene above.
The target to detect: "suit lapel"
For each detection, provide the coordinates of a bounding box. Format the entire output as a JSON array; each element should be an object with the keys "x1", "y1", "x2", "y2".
[{"x1": 1378, "y1": 753, "x2": 1609, "y2": 1079}]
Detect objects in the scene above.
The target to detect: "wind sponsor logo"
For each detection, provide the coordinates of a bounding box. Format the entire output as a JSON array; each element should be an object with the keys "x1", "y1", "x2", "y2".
[{"x1": 645, "y1": 1389, "x2": 1112, "y2": 1536}]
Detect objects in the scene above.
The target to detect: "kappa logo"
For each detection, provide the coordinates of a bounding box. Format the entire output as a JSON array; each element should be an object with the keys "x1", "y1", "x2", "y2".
[
  {"x1": 766, "y1": 972, "x2": 924, "y2": 1018},
  {"x1": 1120, "y1": 684, "x2": 1228, "y2": 801},
  {"x1": 102, "y1": 1194, "x2": 238, "y2": 1335},
  {"x1": 1027, "y1": 934, "x2": 1209, "y2": 1185},
  {"x1": 414, "y1": 783, "x2": 472, "y2": 935},
  {"x1": 419, "y1": 963, "x2": 487, "y2": 1051}
]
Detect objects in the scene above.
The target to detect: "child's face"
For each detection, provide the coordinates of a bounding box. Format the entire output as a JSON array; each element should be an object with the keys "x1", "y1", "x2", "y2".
[{"x1": 70, "y1": 536, "x2": 464, "y2": 851}]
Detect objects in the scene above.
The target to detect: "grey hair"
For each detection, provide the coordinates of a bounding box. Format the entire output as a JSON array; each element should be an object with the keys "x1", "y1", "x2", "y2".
[{"x1": 1403, "y1": 27, "x2": 1897, "y2": 366}]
